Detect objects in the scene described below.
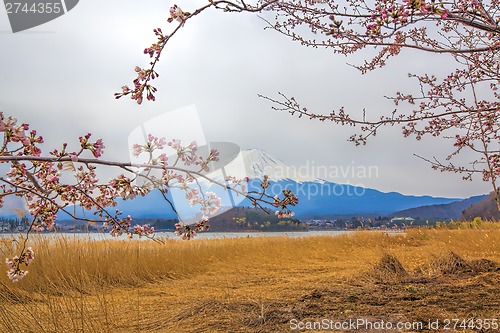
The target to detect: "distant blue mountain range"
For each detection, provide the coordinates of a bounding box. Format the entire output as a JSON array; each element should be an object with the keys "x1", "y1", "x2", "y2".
[
  {"x1": 0, "y1": 149, "x2": 479, "y2": 221},
  {"x1": 242, "y1": 179, "x2": 462, "y2": 217},
  {"x1": 83, "y1": 178, "x2": 463, "y2": 220}
]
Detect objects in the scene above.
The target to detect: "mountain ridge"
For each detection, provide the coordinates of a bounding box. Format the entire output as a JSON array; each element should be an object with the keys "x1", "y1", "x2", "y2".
[
  {"x1": 389, "y1": 195, "x2": 487, "y2": 220},
  {"x1": 0, "y1": 148, "x2": 483, "y2": 220}
]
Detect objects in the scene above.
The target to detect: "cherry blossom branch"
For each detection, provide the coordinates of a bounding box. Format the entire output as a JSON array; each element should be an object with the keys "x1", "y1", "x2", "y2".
[
  {"x1": 113, "y1": 0, "x2": 498, "y2": 204},
  {"x1": 115, "y1": 0, "x2": 278, "y2": 104},
  {"x1": 0, "y1": 112, "x2": 299, "y2": 282}
]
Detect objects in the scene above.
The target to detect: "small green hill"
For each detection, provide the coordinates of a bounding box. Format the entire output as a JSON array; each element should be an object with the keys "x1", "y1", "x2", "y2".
[{"x1": 206, "y1": 207, "x2": 305, "y2": 232}]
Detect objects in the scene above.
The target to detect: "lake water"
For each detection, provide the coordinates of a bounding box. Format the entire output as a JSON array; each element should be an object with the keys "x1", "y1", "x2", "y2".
[{"x1": 0, "y1": 230, "x2": 355, "y2": 241}]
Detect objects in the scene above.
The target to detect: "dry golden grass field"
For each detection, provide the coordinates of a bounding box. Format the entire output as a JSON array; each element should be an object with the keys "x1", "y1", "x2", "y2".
[{"x1": 0, "y1": 227, "x2": 499, "y2": 332}]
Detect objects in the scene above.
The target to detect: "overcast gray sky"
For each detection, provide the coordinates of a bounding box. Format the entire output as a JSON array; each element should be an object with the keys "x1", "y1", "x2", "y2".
[{"x1": 0, "y1": 0, "x2": 492, "y2": 198}]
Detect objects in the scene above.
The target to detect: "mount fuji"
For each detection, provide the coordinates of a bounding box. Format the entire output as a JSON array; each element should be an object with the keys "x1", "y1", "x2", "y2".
[
  {"x1": 0, "y1": 149, "x2": 467, "y2": 220},
  {"x1": 238, "y1": 149, "x2": 462, "y2": 217},
  {"x1": 111, "y1": 148, "x2": 463, "y2": 219}
]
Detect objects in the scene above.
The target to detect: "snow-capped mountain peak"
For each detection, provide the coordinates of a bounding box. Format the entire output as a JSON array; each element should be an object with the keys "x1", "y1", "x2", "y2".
[{"x1": 240, "y1": 148, "x2": 314, "y2": 182}]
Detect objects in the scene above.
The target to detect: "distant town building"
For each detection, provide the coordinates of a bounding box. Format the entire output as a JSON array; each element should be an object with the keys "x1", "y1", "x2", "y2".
[
  {"x1": 0, "y1": 221, "x2": 11, "y2": 232},
  {"x1": 390, "y1": 217, "x2": 415, "y2": 224}
]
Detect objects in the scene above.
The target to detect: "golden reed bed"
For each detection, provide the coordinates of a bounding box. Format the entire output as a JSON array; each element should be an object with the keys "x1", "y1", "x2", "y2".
[{"x1": 0, "y1": 226, "x2": 499, "y2": 332}]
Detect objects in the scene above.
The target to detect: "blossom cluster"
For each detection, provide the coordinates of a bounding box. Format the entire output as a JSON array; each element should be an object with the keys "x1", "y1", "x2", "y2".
[
  {"x1": 225, "y1": 175, "x2": 249, "y2": 193},
  {"x1": 144, "y1": 28, "x2": 166, "y2": 58},
  {"x1": 273, "y1": 189, "x2": 299, "y2": 218},
  {"x1": 133, "y1": 134, "x2": 167, "y2": 158},
  {"x1": 5, "y1": 247, "x2": 34, "y2": 282},
  {"x1": 167, "y1": 4, "x2": 188, "y2": 24},
  {"x1": 174, "y1": 216, "x2": 209, "y2": 240},
  {"x1": 133, "y1": 224, "x2": 155, "y2": 237},
  {"x1": 79, "y1": 133, "x2": 105, "y2": 158},
  {"x1": 364, "y1": 0, "x2": 449, "y2": 36},
  {"x1": 331, "y1": 0, "x2": 449, "y2": 38},
  {"x1": 114, "y1": 66, "x2": 158, "y2": 104}
]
